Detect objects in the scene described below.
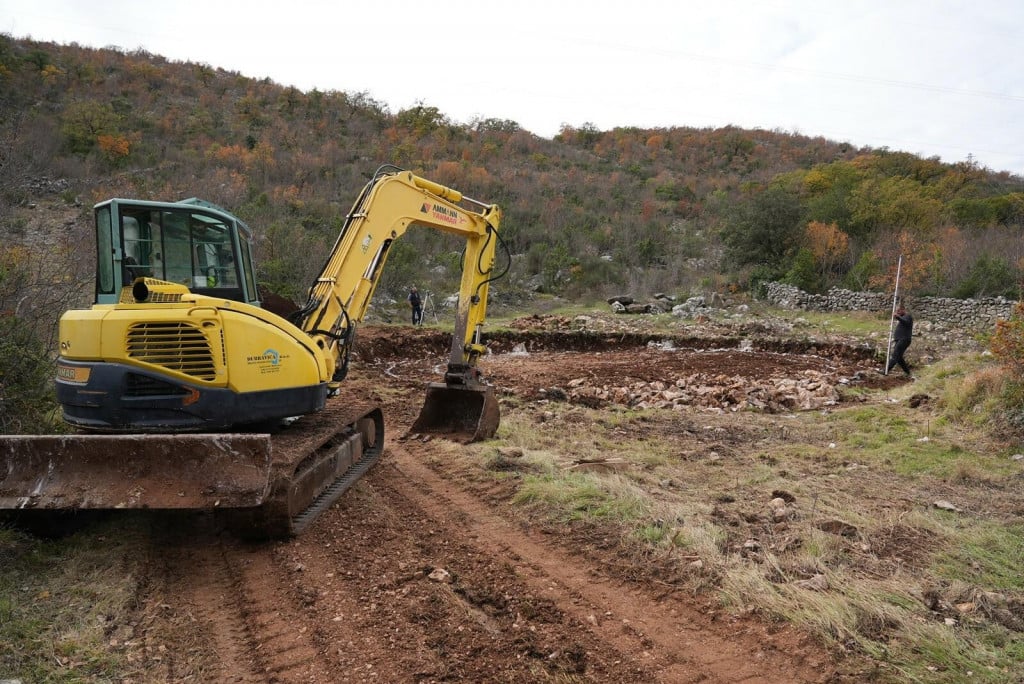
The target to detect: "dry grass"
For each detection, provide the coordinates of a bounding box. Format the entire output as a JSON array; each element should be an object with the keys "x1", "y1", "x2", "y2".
[
  {"x1": 481, "y1": 353, "x2": 1024, "y2": 682},
  {"x1": 0, "y1": 516, "x2": 147, "y2": 681}
]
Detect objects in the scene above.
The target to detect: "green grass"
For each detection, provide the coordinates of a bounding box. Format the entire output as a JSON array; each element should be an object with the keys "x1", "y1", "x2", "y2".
[
  {"x1": 785, "y1": 309, "x2": 890, "y2": 337},
  {"x1": 933, "y1": 522, "x2": 1024, "y2": 591},
  {"x1": 513, "y1": 472, "x2": 650, "y2": 523},
  {"x1": 720, "y1": 563, "x2": 1024, "y2": 683},
  {"x1": 822, "y1": 402, "x2": 1016, "y2": 478},
  {"x1": 498, "y1": 405, "x2": 680, "y2": 466}
]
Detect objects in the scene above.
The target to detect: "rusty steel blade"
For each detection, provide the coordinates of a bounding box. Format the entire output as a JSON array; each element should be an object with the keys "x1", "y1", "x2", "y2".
[{"x1": 0, "y1": 434, "x2": 272, "y2": 510}]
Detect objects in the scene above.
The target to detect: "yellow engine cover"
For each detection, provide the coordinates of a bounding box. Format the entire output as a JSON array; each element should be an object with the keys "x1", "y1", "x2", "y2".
[{"x1": 58, "y1": 297, "x2": 329, "y2": 393}]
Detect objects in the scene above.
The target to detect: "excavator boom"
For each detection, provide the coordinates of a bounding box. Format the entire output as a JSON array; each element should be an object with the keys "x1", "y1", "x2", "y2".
[{"x1": 288, "y1": 166, "x2": 503, "y2": 441}]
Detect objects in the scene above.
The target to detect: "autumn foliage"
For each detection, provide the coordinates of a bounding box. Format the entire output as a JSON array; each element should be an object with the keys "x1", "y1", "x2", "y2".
[
  {"x1": 97, "y1": 134, "x2": 131, "y2": 161},
  {"x1": 991, "y1": 302, "x2": 1024, "y2": 375},
  {"x1": 805, "y1": 221, "x2": 849, "y2": 278},
  {"x1": 1, "y1": 34, "x2": 1023, "y2": 304}
]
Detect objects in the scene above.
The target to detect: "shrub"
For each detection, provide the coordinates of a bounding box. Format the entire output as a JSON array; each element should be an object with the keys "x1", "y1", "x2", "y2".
[
  {"x1": 952, "y1": 254, "x2": 1019, "y2": 299},
  {"x1": 0, "y1": 315, "x2": 61, "y2": 434},
  {"x1": 987, "y1": 301, "x2": 1024, "y2": 437},
  {"x1": 782, "y1": 247, "x2": 820, "y2": 293},
  {"x1": 991, "y1": 301, "x2": 1024, "y2": 375}
]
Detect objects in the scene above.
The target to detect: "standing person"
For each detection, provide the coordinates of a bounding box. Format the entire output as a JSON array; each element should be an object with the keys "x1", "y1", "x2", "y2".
[
  {"x1": 886, "y1": 305, "x2": 914, "y2": 376},
  {"x1": 408, "y1": 286, "x2": 422, "y2": 325}
]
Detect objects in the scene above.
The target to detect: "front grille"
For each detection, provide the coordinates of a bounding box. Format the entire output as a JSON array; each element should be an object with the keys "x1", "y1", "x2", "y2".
[{"x1": 126, "y1": 322, "x2": 217, "y2": 381}]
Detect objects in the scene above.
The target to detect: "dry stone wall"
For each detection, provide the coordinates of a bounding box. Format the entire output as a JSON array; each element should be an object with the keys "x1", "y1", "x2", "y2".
[{"x1": 763, "y1": 282, "x2": 1016, "y2": 328}]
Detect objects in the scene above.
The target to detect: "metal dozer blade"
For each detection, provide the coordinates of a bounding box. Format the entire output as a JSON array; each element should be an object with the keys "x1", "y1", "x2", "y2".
[
  {"x1": 0, "y1": 434, "x2": 273, "y2": 511},
  {"x1": 411, "y1": 381, "x2": 500, "y2": 443}
]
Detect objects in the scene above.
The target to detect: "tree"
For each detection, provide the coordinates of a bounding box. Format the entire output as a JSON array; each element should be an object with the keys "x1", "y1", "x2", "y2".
[
  {"x1": 395, "y1": 103, "x2": 449, "y2": 138},
  {"x1": 60, "y1": 101, "x2": 122, "y2": 155},
  {"x1": 97, "y1": 133, "x2": 131, "y2": 163},
  {"x1": 556, "y1": 122, "x2": 601, "y2": 149},
  {"x1": 848, "y1": 176, "x2": 943, "y2": 239},
  {"x1": 805, "y1": 220, "x2": 850, "y2": 286},
  {"x1": 783, "y1": 247, "x2": 819, "y2": 292},
  {"x1": 952, "y1": 255, "x2": 1018, "y2": 299},
  {"x1": 868, "y1": 231, "x2": 929, "y2": 293},
  {"x1": 844, "y1": 250, "x2": 878, "y2": 290},
  {"x1": 800, "y1": 161, "x2": 861, "y2": 236},
  {"x1": 992, "y1": 301, "x2": 1024, "y2": 375},
  {"x1": 720, "y1": 184, "x2": 803, "y2": 271},
  {"x1": 23, "y1": 48, "x2": 51, "y2": 71},
  {"x1": 0, "y1": 247, "x2": 66, "y2": 433}
]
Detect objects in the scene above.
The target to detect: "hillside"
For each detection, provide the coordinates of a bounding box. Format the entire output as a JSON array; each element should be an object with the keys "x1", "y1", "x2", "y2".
[{"x1": 3, "y1": 34, "x2": 1024, "y2": 320}]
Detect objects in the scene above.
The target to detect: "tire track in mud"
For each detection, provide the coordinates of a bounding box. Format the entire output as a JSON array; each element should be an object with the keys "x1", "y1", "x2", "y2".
[
  {"x1": 140, "y1": 515, "x2": 339, "y2": 683},
  {"x1": 292, "y1": 451, "x2": 655, "y2": 682},
  {"x1": 380, "y1": 440, "x2": 836, "y2": 684}
]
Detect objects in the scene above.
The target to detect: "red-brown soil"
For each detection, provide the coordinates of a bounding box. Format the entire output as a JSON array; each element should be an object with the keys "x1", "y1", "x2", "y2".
[{"x1": 119, "y1": 319, "x2": 903, "y2": 683}]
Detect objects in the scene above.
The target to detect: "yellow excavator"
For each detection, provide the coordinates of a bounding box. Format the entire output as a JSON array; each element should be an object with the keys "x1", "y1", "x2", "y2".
[{"x1": 0, "y1": 166, "x2": 505, "y2": 537}]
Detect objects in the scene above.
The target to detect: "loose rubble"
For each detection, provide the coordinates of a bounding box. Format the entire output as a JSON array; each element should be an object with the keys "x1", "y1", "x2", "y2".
[{"x1": 559, "y1": 368, "x2": 841, "y2": 413}]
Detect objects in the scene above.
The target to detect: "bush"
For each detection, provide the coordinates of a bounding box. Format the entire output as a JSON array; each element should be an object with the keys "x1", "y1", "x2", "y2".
[
  {"x1": 952, "y1": 254, "x2": 1019, "y2": 299},
  {"x1": 843, "y1": 251, "x2": 878, "y2": 291},
  {"x1": 987, "y1": 301, "x2": 1024, "y2": 437},
  {"x1": 991, "y1": 301, "x2": 1024, "y2": 375},
  {"x1": 0, "y1": 315, "x2": 61, "y2": 434},
  {"x1": 747, "y1": 264, "x2": 787, "y2": 299},
  {"x1": 782, "y1": 248, "x2": 820, "y2": 293}
]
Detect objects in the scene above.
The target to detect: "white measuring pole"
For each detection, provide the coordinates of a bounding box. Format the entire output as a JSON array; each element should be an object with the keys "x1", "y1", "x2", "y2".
[{"x1": 884, "y1": 255, "x2": 903, "y2": 375}]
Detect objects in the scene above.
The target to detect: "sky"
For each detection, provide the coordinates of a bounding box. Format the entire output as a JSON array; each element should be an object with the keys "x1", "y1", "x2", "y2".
[{"x1": 3, "y1": 0, "x2": 1023, "y2": 176}]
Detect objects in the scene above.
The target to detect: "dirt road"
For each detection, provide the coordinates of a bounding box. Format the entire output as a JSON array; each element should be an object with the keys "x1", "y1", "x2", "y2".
[{"x1": 124, "y1": 322, "x2": 884, "y2": 683}]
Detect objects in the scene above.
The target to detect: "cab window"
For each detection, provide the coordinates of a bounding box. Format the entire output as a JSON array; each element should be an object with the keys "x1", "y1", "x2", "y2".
[{"x1": 119, "y1": 208, "x2": 241, "y2": 292}]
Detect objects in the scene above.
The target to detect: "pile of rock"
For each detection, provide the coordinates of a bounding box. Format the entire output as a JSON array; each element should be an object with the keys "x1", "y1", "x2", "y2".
[
  {"x1": 559, "y1": 370, "x2": 840, "y2": 413},
  {"x1": 607, "y1": 293, "x2": 730, "y2": 318},
  {"x1": 670, "y1": 294, "x2": 727, "y2": 319},
  {"x1": 607, "y1": 295, "x2": 658, "y2": 314}
]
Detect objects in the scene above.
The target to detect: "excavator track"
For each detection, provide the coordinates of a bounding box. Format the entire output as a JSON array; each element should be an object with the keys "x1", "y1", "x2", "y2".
[{"x1": 222, "y1": 398, "x2": 384, "y2": 539}]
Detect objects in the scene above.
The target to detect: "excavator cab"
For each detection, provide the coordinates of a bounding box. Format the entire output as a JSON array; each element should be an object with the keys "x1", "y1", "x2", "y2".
[{"x1": 95, "y1": 197, "x2": 258, "y2": 306}]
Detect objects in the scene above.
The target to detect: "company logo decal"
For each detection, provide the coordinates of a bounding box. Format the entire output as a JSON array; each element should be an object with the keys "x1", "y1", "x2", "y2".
[
  {"x1": 247, "y1": 348, "x2": 287, "y2": 374},
  {"x1": 421, "y1": 202, "x2": 463, "y2": 226}
]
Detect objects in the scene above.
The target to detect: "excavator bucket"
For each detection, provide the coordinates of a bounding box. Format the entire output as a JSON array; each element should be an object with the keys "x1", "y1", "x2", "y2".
[
  {"x1": 411, "y1": 383, "x2": 500, "y2": 443},
  {"x1": 0, "y1": 434, "x2": 272, "y2": 510}
]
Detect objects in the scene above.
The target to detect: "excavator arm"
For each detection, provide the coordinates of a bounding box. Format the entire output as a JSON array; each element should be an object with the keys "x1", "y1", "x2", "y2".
[{"x1": 291, "y1": 167, "x2": 503, "y2": 393}]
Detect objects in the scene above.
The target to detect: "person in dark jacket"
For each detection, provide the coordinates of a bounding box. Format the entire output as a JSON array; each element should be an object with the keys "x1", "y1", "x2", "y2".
[
  {"x1": 408, "y1": 286, "x2": 422, "y2": 325},
  {"x1": 886, "y1": 305, "x2": 914, "y2": 376}
]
